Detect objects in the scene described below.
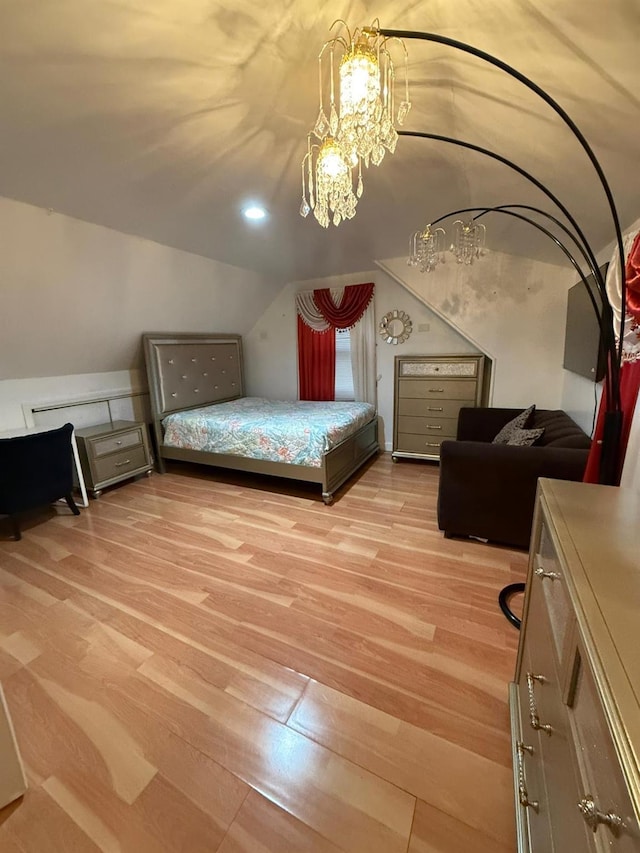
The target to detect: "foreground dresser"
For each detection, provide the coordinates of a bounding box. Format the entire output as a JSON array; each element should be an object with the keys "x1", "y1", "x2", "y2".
[
  {"x1": 511, "y1": 478, "x2": 640, "y2": 852},
  {"x1": 392, "y1": 354, "x2": 488, "y2": 461}
]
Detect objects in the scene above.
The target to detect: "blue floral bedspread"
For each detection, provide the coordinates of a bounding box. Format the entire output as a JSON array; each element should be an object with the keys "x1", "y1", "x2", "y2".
[{"x1": 162, "y1": 398, "x2": 376, "y2": 467}]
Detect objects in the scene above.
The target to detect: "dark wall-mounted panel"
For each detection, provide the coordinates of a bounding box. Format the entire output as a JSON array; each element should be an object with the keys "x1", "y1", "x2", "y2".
[{"x1": 563, "y1": 263, "x2": 608, "y2": 382}]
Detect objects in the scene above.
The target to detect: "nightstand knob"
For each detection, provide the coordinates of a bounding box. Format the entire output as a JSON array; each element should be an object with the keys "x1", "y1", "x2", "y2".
[
  {"x1": 168, "y1": 359, "x2": 174, "y2": 364},
  {"x1": 116, "y1": 440, "x2": 122, "y2": 445},
  {"x1": 181, "y1": 375, "x2": 187, "y2": 380},
  {"x1": 194, "y1": 388, "x2": 199, "y2": 393},
  {"x1": 191, "y1": 358, "x2": 197, "y2": 362},
  {"x1": 171, "y1": 393, "x2": 177, "y2": 398},
  {"x1": 203, "y1": 372, "x2": 208, "y2": 377}
]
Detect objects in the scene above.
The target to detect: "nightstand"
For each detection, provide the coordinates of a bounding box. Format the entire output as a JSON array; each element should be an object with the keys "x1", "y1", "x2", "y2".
[{"x1": 75, "y1": 420, "x2": 153, "y2": 498}]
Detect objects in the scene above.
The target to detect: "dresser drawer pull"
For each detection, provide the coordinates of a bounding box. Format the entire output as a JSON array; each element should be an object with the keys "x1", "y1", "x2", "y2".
[
  {"x1": 578, "y1": 796, "x2": 624, "y2": 834},
  {"x1": 516, "y1": 742, "x2": 539, "y2": 811},
  {"x1": 526, "y1": 672, "x2": 553, "y2": 733},
  {"x1": 426, "y1": 424, "x2": 442, "y2": 430},
  {"x1": 114, "y1": 459, "x2": 132, "y2": 468},
  {"x1": 425, "y1": 442, "x2": 441, "y2": 447},
  {"x1": 428, "y1": 388, "x2": 445, "y2": 393},
  {"x1": 427, "y1": 407, "x2": 443, "y2": 411},
  {"x1": 535, "y1": 566, "x2": 561, "y2": 580}
]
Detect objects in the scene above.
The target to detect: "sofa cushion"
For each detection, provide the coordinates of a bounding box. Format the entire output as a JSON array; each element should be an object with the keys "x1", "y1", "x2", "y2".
[
  {"x1": 507, "y1": 427, "x2": 545, "y2": 446},
  {"x1": 492, "y1": 404, "x2": 535, "y2": 444},
  {"x1": 531, "y1": 410, "x2": 592, "y2": 449}
]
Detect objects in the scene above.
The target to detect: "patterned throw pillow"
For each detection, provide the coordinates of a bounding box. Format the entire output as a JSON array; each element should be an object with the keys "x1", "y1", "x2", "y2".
[
  {"x1": 507, "y1": 427, "x2": 545, "y2": 447},
  {"x1": 492, "y1": 405, "x2": 536, "y2": 444}
]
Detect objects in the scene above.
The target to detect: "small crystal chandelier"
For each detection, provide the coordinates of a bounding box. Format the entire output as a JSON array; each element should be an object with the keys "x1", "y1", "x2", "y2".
[
  {"x1": 451, "y1": 219, "x2": 487, "y2": 265},
  {"x1": 408, "y1": 220, "x2": 488, "y2": 272},
  {"x1": 408, "y1": 225, "x2": 447, "y2": 273},
  {"x1": 300, "y1": 20, "x2": 410, "y2": 227}
]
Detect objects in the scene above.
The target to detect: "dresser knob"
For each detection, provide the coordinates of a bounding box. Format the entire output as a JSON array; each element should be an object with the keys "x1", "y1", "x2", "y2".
[
  {"x1": 535, "y1": 566, "x2": 560, "y2": 581},
  {"x1": 578, "y1": 796, "x2": 624, "y2": 834}
]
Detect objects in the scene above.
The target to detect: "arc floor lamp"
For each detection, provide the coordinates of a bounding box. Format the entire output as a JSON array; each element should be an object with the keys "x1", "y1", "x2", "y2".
[
  {"x1": 301, "y1": 23, "x2": 628, "y2": 627},
  {"x1": 302, "y1": 23, "x2": 626, "y2": 486}
]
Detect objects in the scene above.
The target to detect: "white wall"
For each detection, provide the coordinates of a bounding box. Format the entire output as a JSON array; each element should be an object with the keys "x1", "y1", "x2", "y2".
[
  {"x1": 380, "y1": 249, "x2": 572, "y2": 411},
  {"x1": 244, "y1": 268, "x2": 477, "y2": 450},
  {"x1": 0, "y1": 196, "x2": 282, "y2": 430}
]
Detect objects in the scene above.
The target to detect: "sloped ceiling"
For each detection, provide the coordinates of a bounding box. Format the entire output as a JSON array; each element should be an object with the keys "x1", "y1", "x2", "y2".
[{"x1": 0, "y1": 0, "x2": 638, "y2": 281}]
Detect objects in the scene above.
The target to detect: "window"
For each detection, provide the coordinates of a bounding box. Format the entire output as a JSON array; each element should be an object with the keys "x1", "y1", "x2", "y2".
[{"x1": 334, "y1": 328, "x2": 354, "y2": 401}]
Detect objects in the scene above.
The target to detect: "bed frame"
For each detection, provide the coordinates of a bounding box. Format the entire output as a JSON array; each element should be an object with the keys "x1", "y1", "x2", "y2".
[{"x1": 143, "y1": 333, "x2": 379, "y2": 503}]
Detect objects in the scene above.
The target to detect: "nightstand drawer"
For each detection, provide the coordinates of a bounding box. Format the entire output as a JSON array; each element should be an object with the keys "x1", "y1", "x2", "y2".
[
  {"x1": 93, "y1": 446, "x2": 149, "y2": 483},
  {"x1": 397, "y1": 415, "x2": 458, "y2": 436},
  {"x1": 93, "y1": 427, "x2": 144, "y2": 458},
  {"x1": 398, "y1": 378, "x2": 477, "y2": 400}
]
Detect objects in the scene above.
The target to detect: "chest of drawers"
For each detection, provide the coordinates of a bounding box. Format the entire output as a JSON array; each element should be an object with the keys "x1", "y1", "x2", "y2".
[
  {"x1": 75, "y1": 420, "x2": 153, "y2": 497},
  {"x1": 511, "y1": 478, "x2": 640, "y2": 852},
  {"x1": 392, "y1": 354, "x2": 488, "y2": 461}
]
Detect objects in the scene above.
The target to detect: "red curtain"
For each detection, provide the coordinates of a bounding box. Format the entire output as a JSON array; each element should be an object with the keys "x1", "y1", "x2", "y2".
[
  {"x1": 583, "y1": 359, "x2": 640, "y2": 484},
  {"x1": 313, "y1": 282, "x2": 375, "y2": 329},
  {"x1": 297, "y1": 316, "x2": 335, "y2": 401}
]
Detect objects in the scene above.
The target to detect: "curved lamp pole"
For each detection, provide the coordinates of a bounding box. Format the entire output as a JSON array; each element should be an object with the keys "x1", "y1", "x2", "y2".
[
  {"x1": 418, "y1": 202, "x2": 607, "y2": 628},
  {"x1": 379, "y1": 28, "x2": 624, "y2": 486}
]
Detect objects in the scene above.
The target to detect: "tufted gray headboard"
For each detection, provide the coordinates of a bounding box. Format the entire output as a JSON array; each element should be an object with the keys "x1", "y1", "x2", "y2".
[{"x1": 143, "y1": 332, "x2": 244, "y2": 428}]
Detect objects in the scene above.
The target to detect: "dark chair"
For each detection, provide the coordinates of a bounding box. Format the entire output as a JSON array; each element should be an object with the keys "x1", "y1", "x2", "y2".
[{"x1": 0, "y1": 423, "x2": 80, "y2": 540}]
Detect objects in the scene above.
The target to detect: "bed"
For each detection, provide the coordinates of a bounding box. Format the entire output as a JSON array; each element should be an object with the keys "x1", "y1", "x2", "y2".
[{"x1": 143, "y1": 333, "x2": 379, "y2": 503}]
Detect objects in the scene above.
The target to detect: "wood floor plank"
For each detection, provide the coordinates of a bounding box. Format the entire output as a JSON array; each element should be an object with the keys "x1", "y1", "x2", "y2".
[
  {"x1": 289, "y1": 680, "x2": 514, "y2": 844},
  {"x1": 408, "y1": 798, "x2": 514, "y2": 853},
  {"x1": 0, "y1": 453, "x2": 525, "y2": 852},
  {"x1": 1, "y1": 786, "x2": 100, "y2": 852},
  {"x1": 217, "y1": 789, "x2": 347, "y2": 853}
]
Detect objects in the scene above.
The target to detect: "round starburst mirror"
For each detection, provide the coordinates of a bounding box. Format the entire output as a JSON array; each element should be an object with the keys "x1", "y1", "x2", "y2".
[{"x1": 379, "y1": 310, "x2": 412, "y2": 345}]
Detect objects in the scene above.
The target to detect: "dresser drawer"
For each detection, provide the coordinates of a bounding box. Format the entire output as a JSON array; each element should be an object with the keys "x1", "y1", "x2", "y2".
[
  {"x1": 93, "y1": 426, "x2": 144, "y2": 458},
  {"x1": 396, "y1": 415, "x2": 458, "y2": 437},
  {"x1": 569, "y1": 647, "x2": 640, "y2": 850},
  {"x1": 399, "y1": 360, "x2": 479, "y2": 378},
  {"x1": 397, "y1": 398, "x2": 470, "y2": 420},
  {"x1": 398, "y1": 378, "x2": 478, "y2": 400},
  {"x1": 395, "y1": 433, "x2": 450, "y2": 454},
  {"x1": 93, "y1": 446, "x2": 149, "y2": 484},
  {"x1": 535, "y1": 522, "x2": 573, "y2": 664},
  {"x1": 522, "y1": 578, "x2": 595, "y2": 852}
]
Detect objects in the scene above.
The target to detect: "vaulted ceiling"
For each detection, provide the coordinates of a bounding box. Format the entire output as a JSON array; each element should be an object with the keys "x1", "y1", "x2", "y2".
[{"x1": 0, "y1": 0, "x2": 638, "y2": 281}]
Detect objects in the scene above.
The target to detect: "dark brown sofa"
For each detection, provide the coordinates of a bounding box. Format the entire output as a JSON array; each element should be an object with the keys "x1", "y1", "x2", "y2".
[{"x1": 437, "y1": 407, "x2": 591, "y2": 549}]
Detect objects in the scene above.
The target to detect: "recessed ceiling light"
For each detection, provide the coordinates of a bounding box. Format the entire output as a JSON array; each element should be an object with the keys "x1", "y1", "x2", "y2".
[{"x1": 243, "y1": 205, "x2": 267, "y2": 221}]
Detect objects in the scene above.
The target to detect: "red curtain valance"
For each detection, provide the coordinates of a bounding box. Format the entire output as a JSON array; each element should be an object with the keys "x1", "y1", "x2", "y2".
[
  {"x1": 625, "y1": 231, "x2": 640, "y2": 323},
  {"x1": 313, "y1": 282, "x2": 375, "y2": 330}
]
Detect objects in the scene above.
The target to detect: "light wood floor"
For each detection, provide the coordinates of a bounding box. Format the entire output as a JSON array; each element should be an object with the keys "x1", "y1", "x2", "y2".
[{"x1": 0, "y1": 452, "x2": 527, "y2": 852}]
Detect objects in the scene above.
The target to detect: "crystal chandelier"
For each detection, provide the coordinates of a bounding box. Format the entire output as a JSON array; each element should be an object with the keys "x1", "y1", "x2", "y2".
[
  {"x1": 408, "y1": 220, "x2": 488, "y2": 272},
  {"x1": 408, "y1": 225, "x2": 447, "y2": 273},
  {"x1": 300, "y1": 21, "x2": 410, "y2": 227},
  {"x1": 451, "y1": 219, "x2": 487, "y2": 265}
]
